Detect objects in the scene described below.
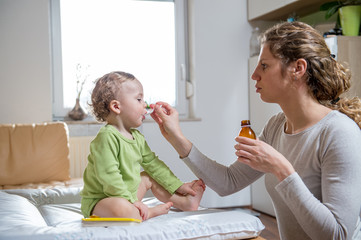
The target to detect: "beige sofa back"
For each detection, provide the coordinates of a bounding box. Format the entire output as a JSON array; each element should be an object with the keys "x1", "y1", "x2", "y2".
[{"x1": 0, "y1": 122, "x2": 70, "y2": 185}]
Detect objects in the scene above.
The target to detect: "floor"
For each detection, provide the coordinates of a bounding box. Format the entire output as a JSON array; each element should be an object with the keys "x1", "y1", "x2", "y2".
[{"x1": 256, "y1": 210, "x2": 280, "y2": 240}]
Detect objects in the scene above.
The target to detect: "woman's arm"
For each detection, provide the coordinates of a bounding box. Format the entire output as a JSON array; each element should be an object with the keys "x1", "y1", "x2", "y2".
[
  {"x1": 183, "y1": 145, "x2": 263, "y2": 196},
  {"x1": 151, "y1": 102, "x2": 263, "y2": 196},
  {"x1": 276, "y1": 128, "x2": 361, "y2": 240},
  {"x1": 234, "y1": 136, "x2": 295, "y2": 181},
  {"x1": 150, "y1": 102, "x2": 192, "y2": 158}
]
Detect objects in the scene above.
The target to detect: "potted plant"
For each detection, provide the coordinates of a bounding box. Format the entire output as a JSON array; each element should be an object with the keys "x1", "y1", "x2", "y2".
[
  {"x1": 320, "y1": 0, "x2": 361, "y2": 36},
  {"x1": 68, "y1": 63, "x2": 90, "y2": 121}
]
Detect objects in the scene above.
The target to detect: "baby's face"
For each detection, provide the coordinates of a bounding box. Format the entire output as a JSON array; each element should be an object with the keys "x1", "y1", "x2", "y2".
[{"x1": 117, "y1": 79, "x2": 147, "y2": 128}]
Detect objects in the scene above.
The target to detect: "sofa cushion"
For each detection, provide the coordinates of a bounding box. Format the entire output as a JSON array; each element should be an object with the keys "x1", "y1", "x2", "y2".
[
  {"x1": 1, "y1": 178, "x2": 83, "y2": 189},
  {"x1": 0, "y1": 122, "x2": 70, "y2": 185}
]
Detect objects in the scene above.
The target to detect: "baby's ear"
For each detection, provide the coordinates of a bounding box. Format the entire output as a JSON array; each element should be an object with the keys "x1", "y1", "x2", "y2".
[{"x1": 109, "y1": 100, "x2": 121, "y2": 114}]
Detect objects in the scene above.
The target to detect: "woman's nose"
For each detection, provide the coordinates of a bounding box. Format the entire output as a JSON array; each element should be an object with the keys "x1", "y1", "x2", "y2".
[{"x1": 251, "y1": 70, "x2": 259, "y2": 81}]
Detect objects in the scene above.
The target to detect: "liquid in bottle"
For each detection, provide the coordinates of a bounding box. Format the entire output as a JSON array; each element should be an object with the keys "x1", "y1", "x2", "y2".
[{"x1": 239, "y1": 120, "x2": 256, "y2": 139}]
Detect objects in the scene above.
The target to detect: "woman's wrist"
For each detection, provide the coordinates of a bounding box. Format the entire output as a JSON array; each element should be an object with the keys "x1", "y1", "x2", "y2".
[
  {"x1": 274, "y1": 163, "x2": 295, "y2": 182},
  {"x1": 171, "y1": 135, "x2": 192, "y2": 158}
]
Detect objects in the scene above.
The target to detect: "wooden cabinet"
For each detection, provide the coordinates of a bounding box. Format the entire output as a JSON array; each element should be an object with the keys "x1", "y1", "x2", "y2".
[
  {"x1": 325, "y1": 36, "x2": 361, "y2": 98},
  {"x1": 248, "y1": 0, "x2": 332, "y2": 21},
  {"x1": 251, "y1": 176, "x2": 275, "y2": 216}
]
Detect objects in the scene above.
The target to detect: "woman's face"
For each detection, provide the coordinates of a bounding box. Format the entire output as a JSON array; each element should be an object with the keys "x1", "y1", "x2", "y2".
[{"x1": 251, "y1": 44, "x2": 293, "y2": 104}]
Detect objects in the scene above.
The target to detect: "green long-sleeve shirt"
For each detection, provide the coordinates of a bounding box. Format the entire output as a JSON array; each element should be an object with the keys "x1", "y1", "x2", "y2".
[{"x1": 81, "y1": 125, "x2": 183, "y2": 205}]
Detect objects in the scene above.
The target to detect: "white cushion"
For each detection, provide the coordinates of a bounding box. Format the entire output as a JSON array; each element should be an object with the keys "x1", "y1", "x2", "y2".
[{"x1": 0, "y1": 188, "x2": 264, "y2": 240}]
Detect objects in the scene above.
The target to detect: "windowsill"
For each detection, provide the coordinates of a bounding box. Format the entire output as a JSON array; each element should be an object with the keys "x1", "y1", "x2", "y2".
[
  {"x1": 142, "y1": 117, "x2": 202, "y2": 123},
  {"x1": 55, "y1": 116, "x2": 201, "y2": 137},
  {"x1": 60, "y1": 117, "x2": 202, "y2": 124},
  {"x1": 55, "y1": 114, "x2": 201, "y2": 123}
]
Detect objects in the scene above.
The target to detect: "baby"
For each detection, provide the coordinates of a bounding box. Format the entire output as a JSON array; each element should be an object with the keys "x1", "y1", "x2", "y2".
[{"x1": 80, "y1": 71, "x2": 205, "y2": 221}]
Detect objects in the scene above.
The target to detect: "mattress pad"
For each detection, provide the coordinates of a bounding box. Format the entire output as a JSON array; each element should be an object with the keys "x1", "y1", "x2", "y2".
[{"x1": 0, "y1": 187, "x2": 264, "y2": 240}]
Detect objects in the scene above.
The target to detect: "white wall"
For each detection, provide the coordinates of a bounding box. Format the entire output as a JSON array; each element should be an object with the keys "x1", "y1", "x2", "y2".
[
  {"x1": 0, "y1": 0, "x2": 53, "y2": 123},
  {"x1": 143, "y1": 0, "x2": 252, "y2": 207},
  {"x1": 0, "y1": 0, "x2": 253, "y2": 207}
]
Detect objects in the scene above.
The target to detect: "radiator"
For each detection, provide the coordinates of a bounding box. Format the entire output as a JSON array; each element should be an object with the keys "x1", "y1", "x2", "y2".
[{"x1": 69, "y1": 136, "x2": 94, "y2": 178}]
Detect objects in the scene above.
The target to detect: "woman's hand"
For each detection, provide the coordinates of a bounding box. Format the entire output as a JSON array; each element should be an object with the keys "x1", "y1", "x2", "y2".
[
  {"x1": 133, "y1": 201, "x2": 149, "y2": 221},
  {"x1": 176, "y1": 180, "x2": 206, "y2": 196},
  {"x1": 234, "y1": 136, "x2": 295, "y2": 181},
  {"x1": 150, "y1": 102, "x2": 192, "y2": 158},
  {"x1": 150, "y1": 102, "x2": 180, "y2": 142}
]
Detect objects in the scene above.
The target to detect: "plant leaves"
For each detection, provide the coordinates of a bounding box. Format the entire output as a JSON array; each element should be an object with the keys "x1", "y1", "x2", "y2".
[
  {"x1": 320, "y1": 1, "x2": 340, "y2": 11},
  {"x1": 325, "y1": 4, "x2": 341, "y2": 19}
]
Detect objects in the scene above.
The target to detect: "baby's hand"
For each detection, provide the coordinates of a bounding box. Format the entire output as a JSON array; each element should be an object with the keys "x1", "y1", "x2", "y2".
[{"x1": 133, "y1": 201, "x2": 149, "y2": 220}]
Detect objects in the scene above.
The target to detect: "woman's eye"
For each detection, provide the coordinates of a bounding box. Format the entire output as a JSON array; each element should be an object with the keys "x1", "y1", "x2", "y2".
[{"x1": 261, "y1": 63, "x2": 267, "y2": 70}]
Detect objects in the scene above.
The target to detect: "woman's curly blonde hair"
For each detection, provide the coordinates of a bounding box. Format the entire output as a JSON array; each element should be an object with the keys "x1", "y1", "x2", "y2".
[
  {"x1": 261, "y1": 21, "x2": 361, "y2": 129},
  {"x1": 90, "y1": 71, "x2": 136, "y2": 122}
]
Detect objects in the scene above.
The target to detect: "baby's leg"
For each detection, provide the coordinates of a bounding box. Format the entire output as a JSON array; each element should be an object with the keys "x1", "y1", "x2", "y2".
[
  {"x1": 169, "y1": 179, "x2": 205, "y2": 211},
  {"x1": 139, "y1": 172, "x2": 205, "y2": 212},
  {"x1": 92, "y1": 197, "x2": 142, "y2": 220},
  {"x1": 147, "y1": 202, "x2": 173, "y2": 219},
  {"x1": 138, "y1": 172, "x2": 173, "y2": 219},
  {"x1": 92, "y1": 196, "x2": 173, "y2": 221}
]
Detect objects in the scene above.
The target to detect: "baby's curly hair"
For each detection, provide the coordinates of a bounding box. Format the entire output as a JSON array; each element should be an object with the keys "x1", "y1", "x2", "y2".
[{"x1": 90, "y1": 71, "x2": 136, "y2": 122}]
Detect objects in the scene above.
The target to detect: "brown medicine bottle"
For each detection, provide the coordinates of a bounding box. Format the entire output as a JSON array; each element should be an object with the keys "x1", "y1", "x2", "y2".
[{"x1": 239, "y1": 120, "x2": 256, "y2": 139}]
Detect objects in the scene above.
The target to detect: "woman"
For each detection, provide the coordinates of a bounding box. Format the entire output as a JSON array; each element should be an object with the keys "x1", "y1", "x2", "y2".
[{"x1": 151, "y1": 22, "x2": 361, "y2": 239}]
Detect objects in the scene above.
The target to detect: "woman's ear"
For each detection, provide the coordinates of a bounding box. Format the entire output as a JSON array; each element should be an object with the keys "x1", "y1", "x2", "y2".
[
  {"x1": 294, "y1": 58, "x2": 307, "y2": 79},
  {"x1": 109, "y1": 100, "x2": 121, "y2": 114}
]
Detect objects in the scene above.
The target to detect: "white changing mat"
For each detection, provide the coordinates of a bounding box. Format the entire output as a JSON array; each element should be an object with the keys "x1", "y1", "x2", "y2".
[{"x1": 0, "y1": 188, "x2": 264, "y2": 240}]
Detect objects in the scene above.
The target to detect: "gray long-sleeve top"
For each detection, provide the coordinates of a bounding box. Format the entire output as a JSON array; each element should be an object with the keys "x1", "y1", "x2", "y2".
[{"x1": 183, "y1": 111, "x2": 361, "y2": 240}]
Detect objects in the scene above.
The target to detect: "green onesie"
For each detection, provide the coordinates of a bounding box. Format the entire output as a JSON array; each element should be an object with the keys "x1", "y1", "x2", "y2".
[{"x1": 80, "y1": 125, "x2": 183, "y2": 217}]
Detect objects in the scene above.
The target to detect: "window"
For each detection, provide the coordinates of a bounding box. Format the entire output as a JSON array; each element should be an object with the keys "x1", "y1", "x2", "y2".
[{"x1": 51, "y1": 0, "x2": 189, "y2": 120}]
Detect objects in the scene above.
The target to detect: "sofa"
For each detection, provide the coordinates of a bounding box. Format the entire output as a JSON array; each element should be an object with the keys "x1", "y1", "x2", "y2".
[{"x1": 0, "y1": 122, "x2": 83, "y2": 189}]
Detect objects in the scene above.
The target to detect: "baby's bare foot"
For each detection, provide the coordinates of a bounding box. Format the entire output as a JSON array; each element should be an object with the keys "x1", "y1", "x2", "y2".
[
  {"x1": 185, "y1": 180, "x2": 205, "y2": 211},
  {"x1": 147, "y1": 202, "x2": 173, "y2": 220}
]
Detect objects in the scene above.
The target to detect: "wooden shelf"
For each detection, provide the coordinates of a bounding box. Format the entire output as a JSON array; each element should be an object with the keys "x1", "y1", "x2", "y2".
[{"x1": 248, "y1": 0, "x2": 332, "y2": 21}]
